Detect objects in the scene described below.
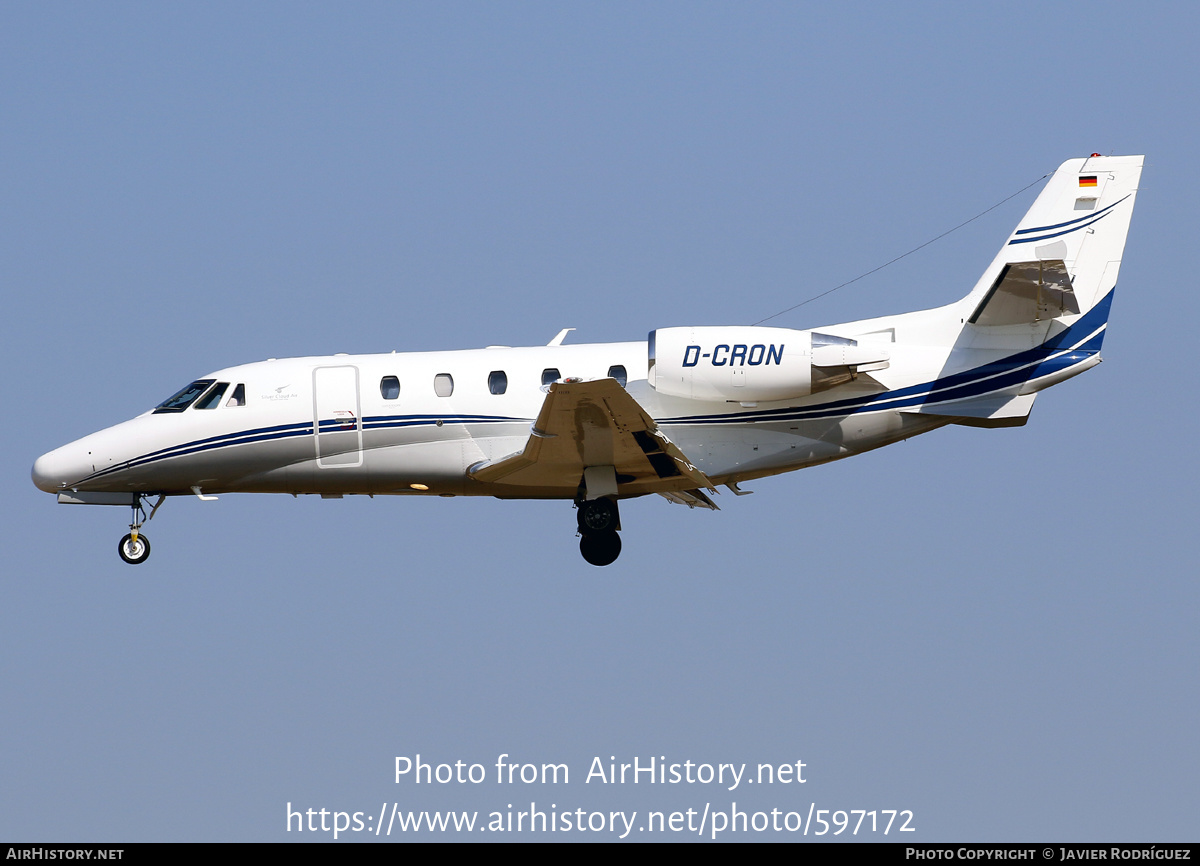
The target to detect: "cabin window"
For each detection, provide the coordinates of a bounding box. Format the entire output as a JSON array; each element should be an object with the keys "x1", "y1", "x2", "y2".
[
  {"x1": 380, "y1": 376, "x2": 400, "y2": 400},
  {"x1": 607, "y1": 365, "x2": 628, "y2": 387},
  {"x1": 226, "y1": 383, "x2": 246, "y2": 407},
  {"x1": 541, "y1": 368, "x2": 560, "y2": 387},
  {"x1": 153, "y1": 379, "x2": 215, "y2": 413},
  {"x1": 434, "y1": 373, "x2": 454, "y2": 397},
  {"x1": 488, "y1": 371, "x2": 508, "y2": 395},
  {"x1": 193, "y1": 382, "x2": 230, "y2": 410}
]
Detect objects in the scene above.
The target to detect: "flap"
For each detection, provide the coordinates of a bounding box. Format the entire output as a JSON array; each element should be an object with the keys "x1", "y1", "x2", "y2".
[{"x1": 658, "y1": 489, "x2": 720, "y2": 510}]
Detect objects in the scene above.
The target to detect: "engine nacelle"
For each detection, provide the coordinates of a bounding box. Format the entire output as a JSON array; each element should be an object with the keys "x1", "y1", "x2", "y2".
[
  {"x1": 649, "y1": 326, "x2": 889, "y2": 403},
  {"x1": 649, "y1": 326, "x2": 813, "y2": 402}
]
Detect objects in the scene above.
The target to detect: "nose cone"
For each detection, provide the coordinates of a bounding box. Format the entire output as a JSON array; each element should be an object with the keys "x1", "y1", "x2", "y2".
[{"x1": 32, "y1": 444, "x2": 89, "y2": 493}]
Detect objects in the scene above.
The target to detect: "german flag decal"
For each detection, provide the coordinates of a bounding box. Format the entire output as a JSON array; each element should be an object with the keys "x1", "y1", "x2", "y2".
[{"x1": 1079, "y1": 175, "x2": 1098, "y2": 187}]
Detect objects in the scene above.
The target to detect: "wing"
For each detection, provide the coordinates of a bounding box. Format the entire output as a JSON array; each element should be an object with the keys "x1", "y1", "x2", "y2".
[{"x1": 468, "y1": 378, "x2": 717, "y2": 506}]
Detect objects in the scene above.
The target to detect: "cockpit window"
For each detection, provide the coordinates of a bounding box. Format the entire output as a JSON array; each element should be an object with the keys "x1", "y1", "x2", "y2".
[
  {"x1": 226, "y1": 383, "x2": 246, "y2": 407},
  {"x1": 193, "y1": 382, "x2": 229, "y2": 410},
  {"x1": 153, "y1": 379, "x2": 215, "y2": 413}
]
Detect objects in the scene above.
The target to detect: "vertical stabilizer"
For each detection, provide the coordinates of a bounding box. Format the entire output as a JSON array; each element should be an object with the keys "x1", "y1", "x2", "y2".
[{"x1": 966, "y1": 155, "x2": 1142, "y2": 323}]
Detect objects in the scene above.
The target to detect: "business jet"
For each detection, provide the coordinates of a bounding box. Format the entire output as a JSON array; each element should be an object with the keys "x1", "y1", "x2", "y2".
[{"x1": 32, "y1": 155, "x2": 1142, "y2": 566}]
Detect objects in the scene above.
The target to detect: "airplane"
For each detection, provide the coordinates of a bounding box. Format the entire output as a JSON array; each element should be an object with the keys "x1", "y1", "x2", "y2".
[{"x1": 32, "y1": 154, "x2": 1142, "y2": 566}]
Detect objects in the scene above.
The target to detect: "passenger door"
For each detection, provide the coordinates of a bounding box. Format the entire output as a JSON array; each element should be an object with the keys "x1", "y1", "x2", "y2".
[{"x1": 313, "y1": 365, "x2": 363, "y2": 468}]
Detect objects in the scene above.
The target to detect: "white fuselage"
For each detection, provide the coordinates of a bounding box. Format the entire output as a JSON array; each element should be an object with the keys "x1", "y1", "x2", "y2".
[{"x1": 30, "y1": 300, "x2": 1102, "y2": 503}]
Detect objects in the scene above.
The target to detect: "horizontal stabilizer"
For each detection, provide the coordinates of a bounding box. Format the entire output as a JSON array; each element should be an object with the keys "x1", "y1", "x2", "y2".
[
  {"x1": 903, "y1": 392, "x2": 1036, "y2": 428},
  {"x1": 970, "y1": 260, "x2": 1079, "y2": 326}
]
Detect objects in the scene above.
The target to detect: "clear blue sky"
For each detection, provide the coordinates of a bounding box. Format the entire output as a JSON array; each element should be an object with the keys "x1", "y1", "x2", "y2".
[{"x1": 3, "y1": 1, "x2": 1195, "y2": 841}]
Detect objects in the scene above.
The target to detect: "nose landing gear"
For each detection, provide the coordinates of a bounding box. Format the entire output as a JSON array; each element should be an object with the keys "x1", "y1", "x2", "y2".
[
  {"x1": 576, "y1": 497, "x2": 622, "y2": 566},
  {"x1": 117, "y1": 494, "x2": 164, "y2": 565}
]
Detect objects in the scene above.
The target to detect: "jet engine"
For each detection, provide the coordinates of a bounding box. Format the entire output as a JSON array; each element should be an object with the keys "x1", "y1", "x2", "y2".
[{"x1": 648, "y1": 326, "x2": 889, "y2": 403}]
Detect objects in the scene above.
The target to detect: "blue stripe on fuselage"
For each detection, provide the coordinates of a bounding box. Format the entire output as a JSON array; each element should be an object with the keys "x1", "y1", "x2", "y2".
[{"x1": 78, "y1": 415, "x2": 529, "y2": 485}]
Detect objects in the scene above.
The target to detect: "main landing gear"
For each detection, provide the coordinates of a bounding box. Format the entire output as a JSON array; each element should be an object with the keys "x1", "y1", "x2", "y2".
[
  {"x1": 117, "y1": 494, "x2": 164, "y2": 565},
  {"x1": 576, "y1": 497, "x2": 622, "y2": 566}
]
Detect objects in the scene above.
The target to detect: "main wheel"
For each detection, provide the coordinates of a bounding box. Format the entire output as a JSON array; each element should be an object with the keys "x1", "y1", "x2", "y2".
[
  {"x1": 577, "y1": 498, "x2": 617, "y2": 534},
  {"x1": 118, "y1": 533, "x2": 151, "y2": 565},
  {"x1": 579, "y1": 530, "x2": 621, "y2": 566}
]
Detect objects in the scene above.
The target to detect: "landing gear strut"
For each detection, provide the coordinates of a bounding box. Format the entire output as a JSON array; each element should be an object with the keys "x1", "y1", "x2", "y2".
[
  {"x1": 117, "y1": 494, "x2": 163, "y2": 565},
  {"x1": 576, "y1": 497, "x2": 622, "y2": 566}
]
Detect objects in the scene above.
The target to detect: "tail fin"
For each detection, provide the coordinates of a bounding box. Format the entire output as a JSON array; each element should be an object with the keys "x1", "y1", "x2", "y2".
[{"x1": 965, "y1": 155, "x2": 1143, "y2": 325}]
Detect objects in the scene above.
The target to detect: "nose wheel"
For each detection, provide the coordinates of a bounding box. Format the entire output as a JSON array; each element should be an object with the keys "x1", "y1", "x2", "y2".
[
  {"x1": 118, "y1": 532, "x2": 151, "y2": 564},
  {"x1": 576, "y1": 497, "x2": 622, "y2": 566}
]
